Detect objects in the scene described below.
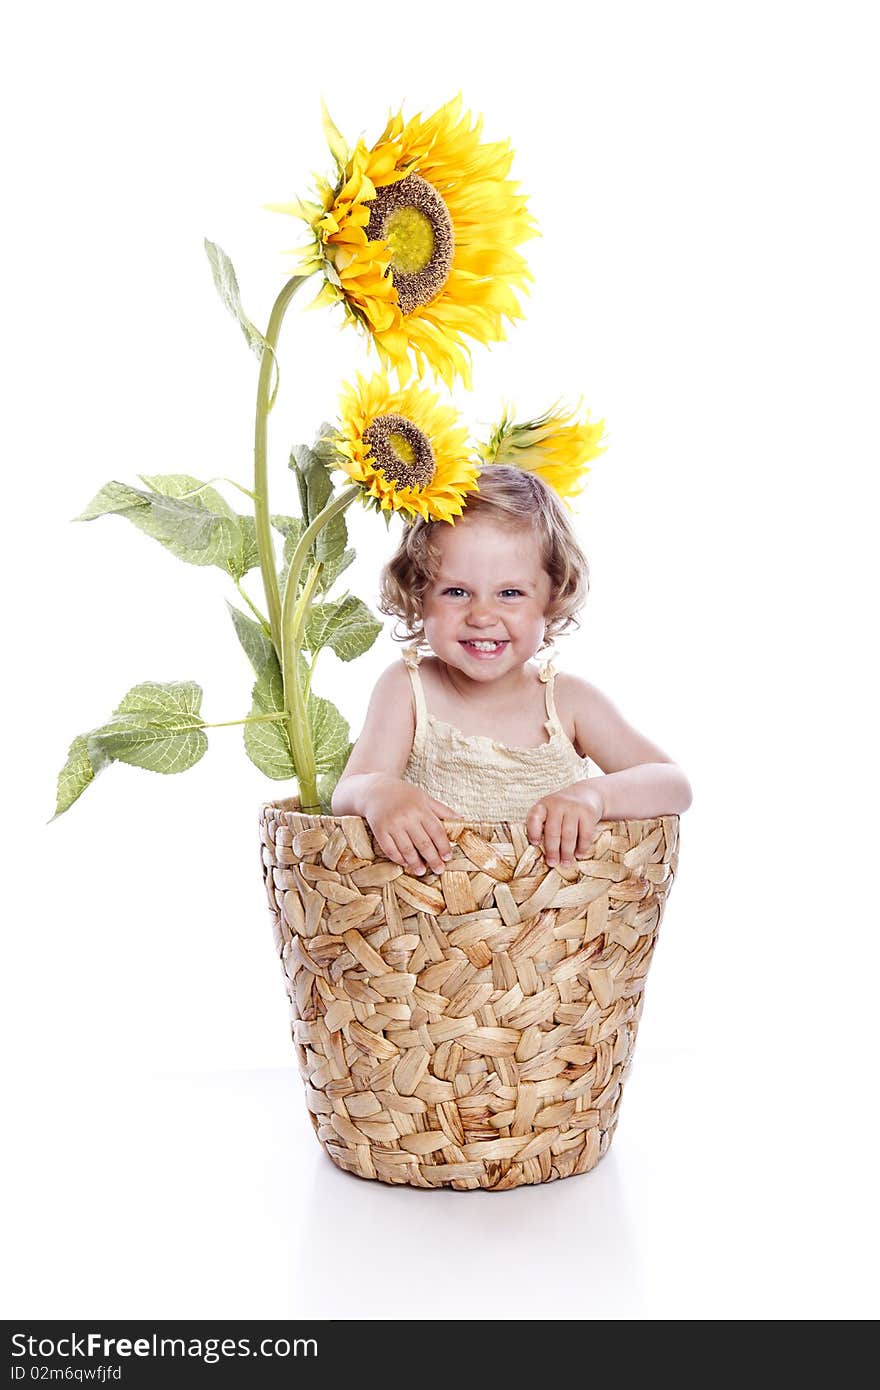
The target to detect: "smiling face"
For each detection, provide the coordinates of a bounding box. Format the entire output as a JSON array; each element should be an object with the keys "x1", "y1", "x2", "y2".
[{"x1": 420, "y1": 516, "x2": 553, "y2": 684}]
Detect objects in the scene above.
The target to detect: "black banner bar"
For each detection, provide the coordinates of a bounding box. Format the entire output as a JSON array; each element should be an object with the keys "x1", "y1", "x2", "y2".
[{"x1": 4, "y1": 1323, "x2": 355, "y2": 1384}]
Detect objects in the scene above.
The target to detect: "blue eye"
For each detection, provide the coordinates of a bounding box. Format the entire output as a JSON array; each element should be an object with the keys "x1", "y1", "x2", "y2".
[{"x1": 441, "y1": 586, "x2": 524, "y2": 598}]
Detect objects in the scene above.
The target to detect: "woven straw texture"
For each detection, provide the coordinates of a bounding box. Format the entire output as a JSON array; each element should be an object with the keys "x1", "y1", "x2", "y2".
[{"x1": 260, "y1": 799, "x2": 679, "y2": 1191}]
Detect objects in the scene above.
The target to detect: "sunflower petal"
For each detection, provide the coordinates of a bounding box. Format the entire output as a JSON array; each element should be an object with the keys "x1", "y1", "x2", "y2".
[
  {"x1": 335, "y1": 372, "x2": 478, "y2": 525},
  {"x1": 320, "y1": 98, "x2": 351, "y2": 171},
  {"x1": 272, "y1": 98, "x2": 536, "y2": 385}
]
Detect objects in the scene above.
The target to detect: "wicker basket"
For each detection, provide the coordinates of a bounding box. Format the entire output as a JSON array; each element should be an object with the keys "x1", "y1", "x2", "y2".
[{"x1": 260, "y1": 798, "x2": 679, "y2": 1191}]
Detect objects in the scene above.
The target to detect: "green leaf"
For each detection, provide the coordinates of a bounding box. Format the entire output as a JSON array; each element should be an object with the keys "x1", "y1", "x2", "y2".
[
  {"x1": 290, "y1": 441, "x2": 332, "y2": 527},
  {"x1": 89, "y1": 681, "x2": 208, "y2": 775},
  {"x1": 310, "y1": 693, "x2": 351, "y2": 773},
  {"x1": 285, "y1": 437, "x2": 349, "y2": 585},
  {"x1": 315, "y1": 509, "x2": 347, "y2": 566},
  {"x1": 272, "y1": 514, "x2": 304, "y2": 550},
  {"x1": 312, "y1": 424, "x2": 344, "y2": 463},
  {"x1": 53, "y1": 733, "x2": 111, "y2": 817},
  {"x1": 287, "y1": 426, "x2": 351, "y2": 574},
  {"x1": 317, "y1": 742, "x2": 354, "y2": 812},
  {"x1": 77, "y1": 480, "x2": 235, "y2": 566},
  {"x1": 305, "y1": 596, "x2": 381, "y2": 662},
  {"x1": 242, "y1": 654, "x2": 350, "y2": 784},
  {"x1": 78, "y1": 476, "x2": 259, "y2": 579},
  {"x1": 203, "y1": 239, "x2": 268, "y2": 362},
  {"x1": 227, "y1": 603, "x2": 276, "y2": 678},
  {"x1": 244, "y1": 663, "x2": 294, "y2": 780},
  {"x1": 140, "y1": 472, "x2": 235, "y2": 516},
  {"x1": 52, "y1": 684, "x2": 207, "y2": 816},
  {"x1": 227, "y1": 515, "x2": 261, "y2": 582},
  {"x1": 272, "y1": 514, "x2": 304, "y2": 593},
  {"x1": 114, "y1": 682, "x2": 204, "y2": 719},
  {"x1": 318, "y1": 546, "x2": 355, "y2": 594},
  {"x1": 312, "y1": 427, "x2": 349, "y2": 497},
  {"x1": 141, "y1": 474, "x2": 260, "y2": 581}
]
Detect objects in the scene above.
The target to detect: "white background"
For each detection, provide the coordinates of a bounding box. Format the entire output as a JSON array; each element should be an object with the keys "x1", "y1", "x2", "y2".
[{"x1": 3, "y1": 0, "x2": 878, "y2": 1320}]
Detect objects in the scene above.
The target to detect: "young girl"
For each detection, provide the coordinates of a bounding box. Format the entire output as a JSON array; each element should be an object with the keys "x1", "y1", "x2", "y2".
[{"x1": 332, "y1": 467, "x2": 691, "y2": 873}]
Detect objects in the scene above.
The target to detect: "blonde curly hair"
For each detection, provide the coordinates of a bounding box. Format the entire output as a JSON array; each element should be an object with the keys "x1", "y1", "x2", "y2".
[{"x1": 378, "y1": 465, "x2": 590, "y2": 651}]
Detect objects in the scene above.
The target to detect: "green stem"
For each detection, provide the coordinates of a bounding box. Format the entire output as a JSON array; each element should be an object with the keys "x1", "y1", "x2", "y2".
[
  {"x1": 283, "y1": 485, "x2": 360, "y2": 615},
  {"x1": 223, "y1": 478, "x2": 258, "y2": 502},
  {"x1": 279, "y1": 484, "x2": 359, "y2": 812},
  {"x1": 303, "y1": 649, "x2": 319, "y2": 703},
  {"x1": 203, "y1": 712, "x2": 288, "y2": 730},
  {"x1": 121, "y1": 713, "x2": 286, "y2": 737},
  {"x1": 290, "y1": 562, "x2": 324, "y2": 657},
  {"x1": 253, "y1": 274, "x2": 310, "y2": 657},
  {"x1": 282, "y1": 563, "x2": 323, "y2": 811},
  {"x1": 150, "y1": 477, "x2": 255, "y2": 504},
  {"x1": 234, "y1": 578, "x2": 271, "y2": 635}
]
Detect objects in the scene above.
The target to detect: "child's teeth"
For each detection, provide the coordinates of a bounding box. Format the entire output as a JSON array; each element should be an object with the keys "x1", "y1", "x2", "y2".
[{"x1": 468, "y1": 640, "x2": 502, "y2": 650}]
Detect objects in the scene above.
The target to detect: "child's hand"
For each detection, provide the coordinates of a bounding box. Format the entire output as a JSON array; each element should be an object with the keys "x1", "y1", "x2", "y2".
[
  {"x1": 526, "y1": 784, "x2": 604, "y2": 867},
  {"x1": 362, "y1": 775, "x2": 460, "y2": 877}
]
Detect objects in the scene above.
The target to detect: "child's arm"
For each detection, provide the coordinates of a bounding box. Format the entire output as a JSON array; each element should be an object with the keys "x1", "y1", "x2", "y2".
[
  {"x1": 331, "y1": 662, "x2": 459, "y2": 875},
  {"x1": 571, "y1": 675, "x2": 692, "y2": 817},
  {"x1": 526, "y1": 675, "x2": 692, "y2": 865}
]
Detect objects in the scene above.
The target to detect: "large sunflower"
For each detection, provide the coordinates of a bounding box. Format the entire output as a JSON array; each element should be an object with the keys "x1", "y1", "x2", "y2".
[
  {"x1": 272, "y1": 96, "x2": 538, "y2": 388},
  {"x1": 478, "y1": 400, "x2": 607, "y2": 500},
  {"x1": 334, "y1": 373, "x2": 479, "y2": 523}
]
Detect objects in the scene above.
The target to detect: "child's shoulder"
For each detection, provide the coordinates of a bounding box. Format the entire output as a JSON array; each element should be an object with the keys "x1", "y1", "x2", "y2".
[
  {"x1": 548, "y1": 669, "x2": 602, "y2": 749},
  {"x1": 556, "y1": 667, "x2": 628, "y2": 738},
  {"x1": 361, "y1": 656, "x2": 417, "y2": 736},
  {"x1": 375, "y1": 653, "x2": 418, "y2": 692},
  {"x1": 553, "y1": 668, "x2": 603, "y2": 705},
  {"x1": 361, "y1": 655, "x2": 418, "y2": 714},
  {"x1": 552, "y1": 668, "x2": 675, "y2": 770}
]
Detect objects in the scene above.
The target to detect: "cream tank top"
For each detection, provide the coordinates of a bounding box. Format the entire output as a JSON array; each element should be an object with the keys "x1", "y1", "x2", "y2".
[{"x1": 401, "y1": 645, "x2": 592, "y2": 822}]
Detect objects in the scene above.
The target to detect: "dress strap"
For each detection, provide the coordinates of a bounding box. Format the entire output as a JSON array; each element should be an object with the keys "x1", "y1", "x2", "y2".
[
  {"x1": 402, "y1": 643, "x2": 423, "y2": 669},
  {"x1": 538, "y1": 656, "x2": 562, "y2": 729},
  {"x1": 402, "y1": 645, "x2": 428, "y2": 742}
]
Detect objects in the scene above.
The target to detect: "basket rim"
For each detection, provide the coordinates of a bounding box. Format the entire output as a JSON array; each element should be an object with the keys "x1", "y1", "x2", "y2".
[{"x1": 259, "y1": 795, "x2": 678, "y2": 832}]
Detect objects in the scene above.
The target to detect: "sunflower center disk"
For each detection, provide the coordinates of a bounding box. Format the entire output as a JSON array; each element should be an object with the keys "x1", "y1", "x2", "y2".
[
  {"x1": 367, "y1": 174, "x2": 454, "y2": 314},
  {"x1": 363, "y1": 414, "x2": 436, "y2": 490},
  {"x1": 384, "y1": 208, "x2": 435, "y2": 276},
  {"x1": 387, "y1": 430, "x2": 417, "y2": 465}
]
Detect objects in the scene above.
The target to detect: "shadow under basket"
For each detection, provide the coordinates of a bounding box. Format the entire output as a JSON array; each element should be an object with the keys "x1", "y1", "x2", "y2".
[{"x1": 260, "y1": 799, "x2": 679, "y2": 1191}]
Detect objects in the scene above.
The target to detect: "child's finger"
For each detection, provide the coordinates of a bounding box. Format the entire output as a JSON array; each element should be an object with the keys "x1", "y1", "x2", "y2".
[
  {"x1": 425, "y1": 815, "x2": 454, "y2": 864},
  {"x1": 392, "y1": 829, "x2": 426, "y2": 875},
  {"x1": 575, "y1": 817, "x2": 597, "y2": 858},
  {"x1": 527, "y1": 802, "x2": 547, "y2": 844},
  {"x1": 375, "y1": 833, "x2": 404, "y2": 867},
  {"x1": 410, "y1": 823, "x2": 447, "y2": 875},
  {"x1": 542, "y1": 808, "x2": 564, "y2": 866},
  {"x1": 559, "y1": 816, "x2": 579, "y2": 864},
  {"x1": 428, "y1": 797, "x2": 460, "y2": 821}
]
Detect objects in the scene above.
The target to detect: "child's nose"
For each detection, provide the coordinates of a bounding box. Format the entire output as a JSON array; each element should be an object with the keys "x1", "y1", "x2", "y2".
[{"x1": 467, "y1": 601, "x2": 496, "y2": 624}]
